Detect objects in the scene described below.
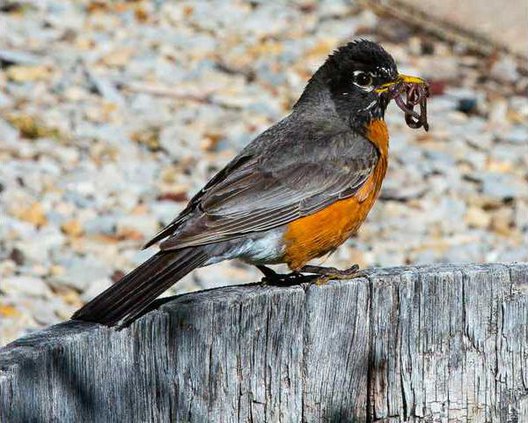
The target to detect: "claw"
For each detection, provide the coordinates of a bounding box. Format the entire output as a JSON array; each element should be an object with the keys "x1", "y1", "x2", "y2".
[{"x1": 256, "y1": 264, "x2": 365, "y2": 287}]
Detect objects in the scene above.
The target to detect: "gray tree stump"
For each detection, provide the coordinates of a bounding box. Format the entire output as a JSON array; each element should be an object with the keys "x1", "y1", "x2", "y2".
[{"x1": 1, "y1": 263, "x2": 527, "y2": 422}]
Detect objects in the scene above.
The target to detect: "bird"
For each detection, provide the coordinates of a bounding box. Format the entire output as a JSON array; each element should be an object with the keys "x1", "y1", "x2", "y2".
[{"x1": 72, "y1": 40, "x2": 429, "y2": 326}]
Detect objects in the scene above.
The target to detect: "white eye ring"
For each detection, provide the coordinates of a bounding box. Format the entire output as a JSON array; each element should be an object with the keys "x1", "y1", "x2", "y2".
[{"x1": 353, "y1": 70, "x2": 374, "y2": 91}]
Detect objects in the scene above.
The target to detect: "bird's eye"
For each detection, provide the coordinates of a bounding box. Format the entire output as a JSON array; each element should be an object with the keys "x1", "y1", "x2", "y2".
[{"x1": 353, "y1": 71, "x2": 373, "y2": 88}]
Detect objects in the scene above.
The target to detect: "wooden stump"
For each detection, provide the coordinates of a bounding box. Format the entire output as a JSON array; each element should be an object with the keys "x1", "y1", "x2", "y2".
[{"x1": 1, "y1": 263, "x2": 527, "y2": 422}]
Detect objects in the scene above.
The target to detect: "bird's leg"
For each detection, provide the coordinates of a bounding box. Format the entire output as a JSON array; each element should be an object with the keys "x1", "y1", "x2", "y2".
[
  {"x1": 298, "y1": 264, "x2": 365, "y2": 285},
  {"x1": 256, "y1": 265, "x2": 317, "y2": 286}
]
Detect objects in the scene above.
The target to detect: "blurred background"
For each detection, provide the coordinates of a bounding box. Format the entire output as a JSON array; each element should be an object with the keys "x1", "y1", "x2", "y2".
[{"x1": 0, "y1": 0, "x2": 526, "y2": 345}]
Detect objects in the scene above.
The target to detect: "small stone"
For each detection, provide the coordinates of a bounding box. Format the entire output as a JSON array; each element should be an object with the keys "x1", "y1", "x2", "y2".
[
  {"x1": 514, "y1": 201, "x2": 528, "y2": 230},
  {"x1": 101, "y1": 48, "x2": 133, "y2": 68},
  {"x1": 1, "y1": 276, "x2": 52, "y2": 298},
  {"x1": 0, "y1": 91, "x2": 13, "y2": 108},
  {"x1": 53, "y1": 285, "x2": 83, "y2": 308},
  {"x1": 489, "y1": 99, "x2": 508, "y2": 125},
  {"x1": 6, "y1": 114, "x2": 62, "y2": 140},
  {"x1": 116, "y1": 215, "x2": 159, "y2": 239},
  {"x1": 490, "y1": 208, "x2": 514, "y2": 236},
  {"x1": 0, "y1": 305, "x2": 21, "y2": 318},
  {"x1": 51, "y1": 257, "x2": 111, "y2": 292},
  {"x1": 9, "y1": 248, "x2": 25, "y2": 266},
  {"x1": 31, "y1": 300, "x2": 61, "y2": 325},
  {"x1": 85, "y1": 69, "x2": 125, "y2": 106},
  {"x1": 0, "y1": 50, "x2": 41, "y2": 66},
  {"x1": 465, "y1": 206, "x2": 491, "y2": 229},
  {"x1": 428, "y1": 80, "x2": 446, "y2": 96},
  {"x1": 490, "y1": 56, "x2": 519, "y2": 82},
  {"x1": 131, "y1": 127, "x2": 161, "y2": 151},
  {"x1": 49, "y1": 265, "x2": 65, "y2": 277},
  {"x1": 157, "y1": 191, "x2": 188, "y2": 202},
  {"x1": 84, "y1": 215, "x2": 117, "y2": 235},
  {"x1": 14, "y1": 202, "x2": 48, "y2": 227},
  {"x1": 61, "y1": 219, "x2": 84, "y2": 237},
  {"x1": 13, "y1": 240, "x2": 50, "y2": 264},
  {"x1": 481, "y1": 173, "x2": 528, "y2": 200},
  {"x1": 6, "y1": 65, "x2": 52, "y2": 82},
  {"x1": 503, "y1": 126, "x2": 527, "y2": 144},
  {"x1": 81, "y1": 278, "x2": 113, "y2": 302},
  {"x1": 457, "y1": 98, "x2": 478, "y2": 114}
]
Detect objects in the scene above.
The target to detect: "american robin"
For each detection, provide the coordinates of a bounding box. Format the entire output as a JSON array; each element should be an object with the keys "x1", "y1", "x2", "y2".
[{"x1": 73, "y1": 40, "x2": 429, "y2": 326}]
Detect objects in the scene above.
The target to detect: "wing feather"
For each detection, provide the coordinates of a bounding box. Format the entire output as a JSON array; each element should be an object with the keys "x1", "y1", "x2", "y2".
[{"x1": 155, "y1": 130, "x2": 379, "y2": 250}]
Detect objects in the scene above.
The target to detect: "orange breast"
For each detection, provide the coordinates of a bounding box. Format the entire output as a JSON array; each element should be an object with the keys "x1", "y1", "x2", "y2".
[{"x1": 283, "y1": 120, "x2": 389, "y2": 270}]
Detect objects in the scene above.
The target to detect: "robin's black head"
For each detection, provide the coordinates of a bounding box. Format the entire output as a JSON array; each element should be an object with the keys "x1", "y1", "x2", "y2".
[{"x1": 296, "y1": 40, "x2": 428, "y2": 132}]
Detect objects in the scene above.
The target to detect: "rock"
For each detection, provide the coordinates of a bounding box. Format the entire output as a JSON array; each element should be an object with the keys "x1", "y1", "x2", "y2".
[
  {"x1": 481, "y1": 172, "x2": 528, "y2": 200},
  {"x1": 85, "y1": 68, "x2": 125, "y2": 106},
  {"x1": 490, "y1": 207, "x2": 514, "y2": 236},
  {"x1": 51, "y1": 257, "x2": 112, "y2": 292},
  {"x1": 488, "y1": 98, "x2": 508, "y2": 125},
  {"x1": 490, "y1": 56, "x2": 519, "y2": 82},
  {"x1": 503, "y1": 126, "x2": 527, "y2": 144},
  {"x1": 81, "y1": 278, "x2": 113, "y2": 302},
  {"x1": 1, "y1": 276, "x2": 52, "y2": 298},
  {"x1": 149, "y1": 201, "x2": 183, "y2": 225},
  {"x1": 116, "y1": 215, "x2": 159, "y2": 239},
  {"x1": 6, "y1": 65, "x2": 52, "y2": 82},
  {"x1": 84, "y1": 215, "x2": 118, "y2": 235},
  {"x1": 0, "y1": 119, "x2": 19, "y2": 144},
  {"x1": 12, "y1": 202, "x2": 47, "y2": 227},
  {"x1": 0, "y1": 50, "x2": 41, "y2": 66},
  {"x1": 514, "y1": 200, "x2": 528, "y2": 230},
  {"x1": 381, "y1": 178, "x2": 426, "y2": 201},
  {"x1": 30, "y1": 299, "x2": 61, "y2": 325},
  {"x1": 60, "y1": 220, "x2": 84, "y2": 237},
  {"x1": 0, "y1": 92, "x2": 13, "y2": 108},
  {"x1": 12, "y1": 240, "x2": 49, "y2": 264},
  {"x1": 465, "y1": 206, "x2": 491, "y2": 229},
  {"x1": 159, "y1": 124, "x2": 203, "y2": 159},
  {"x1": 457, "y1": 98, "x2": 478, "y2": 114}
]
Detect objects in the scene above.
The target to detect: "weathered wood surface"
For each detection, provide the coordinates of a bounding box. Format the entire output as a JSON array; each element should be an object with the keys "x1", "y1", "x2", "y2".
[{"x1": 1, "y1": 263, "x2": 528, "y2": 422}]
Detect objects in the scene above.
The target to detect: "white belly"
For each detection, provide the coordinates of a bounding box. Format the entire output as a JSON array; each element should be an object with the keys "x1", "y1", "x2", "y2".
[{"x1": 203, "y1": 228, "x2": 286, "y2": 266}]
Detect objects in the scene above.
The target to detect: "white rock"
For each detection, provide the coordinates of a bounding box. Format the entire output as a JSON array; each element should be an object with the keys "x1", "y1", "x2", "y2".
[
  {"x1": 81, "y1": 278, "x2": 113, "y2": 302},
  {"x1": 1, "y1": 276, "x2": 52, "y2": 298}
]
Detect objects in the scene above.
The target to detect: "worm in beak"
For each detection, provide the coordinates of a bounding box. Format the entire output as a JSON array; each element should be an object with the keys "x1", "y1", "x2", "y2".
[{"x1": 377, "y1": 74, "x2": 430, "y2": 131}]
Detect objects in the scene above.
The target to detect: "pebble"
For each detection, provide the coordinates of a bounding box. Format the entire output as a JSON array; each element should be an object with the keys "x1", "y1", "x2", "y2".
[
  {"x1": 503, "y1": 126, "x2": 528, "y2": 144},
  {"x1": 116, "y1": 215, "x2": 159, "y2": 239},
  {"x1": 51, "y1": 257, "x2": 112, "y2": 292},
  {"x1": 1, "y1": 276, "x2": 52, "y2": 298},
  {"x1": 0, "y1": 0, "x2": 527, "y2": 346},
  {"x1": 81, "y1": 278, "x2": 113, "y2": 303},
  {"x1": 481, "y1": 173, "x2": 527, "y2": 200},
  {"x1": 490, "y1": 56, "x2": 519, "y2": 82},
  {"x1": 465, "y1": 206, "x2": 491, "y2": 229},
  {"x1": 0, "y1": 49, "x2": 42, "y2": 66}
]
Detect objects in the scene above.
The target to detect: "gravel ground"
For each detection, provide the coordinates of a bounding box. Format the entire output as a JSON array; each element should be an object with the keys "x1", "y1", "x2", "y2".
[{"x1": 1, "y1": 0, "x2": 527, "y2": 346}]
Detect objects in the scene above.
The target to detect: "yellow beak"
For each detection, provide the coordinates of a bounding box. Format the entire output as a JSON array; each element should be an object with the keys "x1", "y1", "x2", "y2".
[{"x1": 376, "y1": 73, "x2": 428, "y2": 93}]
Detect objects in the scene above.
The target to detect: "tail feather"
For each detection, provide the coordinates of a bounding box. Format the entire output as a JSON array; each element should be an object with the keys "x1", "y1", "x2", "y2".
[{"x1": 71, "y1": 248, "x2": 208, "y2": 326}]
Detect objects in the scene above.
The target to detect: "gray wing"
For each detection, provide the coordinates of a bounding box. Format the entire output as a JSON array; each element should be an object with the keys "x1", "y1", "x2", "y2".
[{"x1": 147, "y1": 125, "x2": 379, "y2": 250}]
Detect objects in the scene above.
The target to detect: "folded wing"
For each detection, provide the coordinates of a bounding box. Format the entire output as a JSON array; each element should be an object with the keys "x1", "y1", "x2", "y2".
[{"x1": 147, "y1": 129, "x2": 379, "y2": 250}]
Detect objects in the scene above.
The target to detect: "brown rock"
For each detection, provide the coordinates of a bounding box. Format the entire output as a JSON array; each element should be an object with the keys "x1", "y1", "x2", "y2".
[
  {"x1": 61, "y1": 220, "x2": 84, "y2": 237},
  {"x1": 16, "y1": 203, "x2": 47, "y2": 227}
]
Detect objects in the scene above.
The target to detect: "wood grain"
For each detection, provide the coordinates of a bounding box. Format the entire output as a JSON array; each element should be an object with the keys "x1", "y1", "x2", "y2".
[{"x1": 1, "y1": 263, "x2": 527, "y2": 422}]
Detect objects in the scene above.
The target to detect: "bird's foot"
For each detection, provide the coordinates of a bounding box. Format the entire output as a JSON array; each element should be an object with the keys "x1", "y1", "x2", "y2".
[
  {"x1": 257, "y1": 264, "x2": 365, "y2": 287},
  {"x1": 256, "y1": 265, "x2": 318, "y2": 286},
  {"x1": 298, "y1": 264, "x2": 365, "y2": 285}
]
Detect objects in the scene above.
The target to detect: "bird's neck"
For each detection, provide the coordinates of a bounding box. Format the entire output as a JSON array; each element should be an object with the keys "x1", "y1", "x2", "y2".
[{"x1": 365, "y1": 119, "x2": 390, "y2": 158}]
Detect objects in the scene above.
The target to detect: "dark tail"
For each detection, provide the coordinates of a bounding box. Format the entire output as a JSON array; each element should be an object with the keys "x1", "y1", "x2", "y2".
[{"x1": 71, "y1": 247, "x2": 208, "y2": 326}]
